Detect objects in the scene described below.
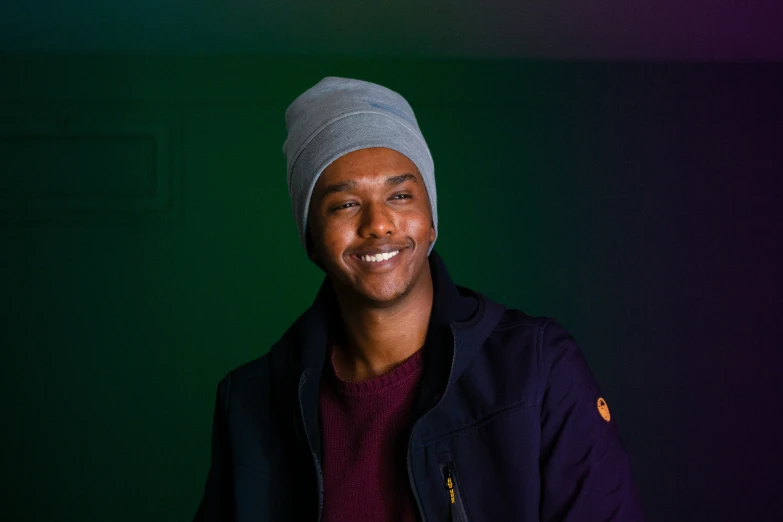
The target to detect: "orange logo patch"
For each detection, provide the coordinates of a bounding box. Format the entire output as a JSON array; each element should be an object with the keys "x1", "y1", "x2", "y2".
[{"x1": 596, "y1": 397, "x2": 611, "y2": 422}]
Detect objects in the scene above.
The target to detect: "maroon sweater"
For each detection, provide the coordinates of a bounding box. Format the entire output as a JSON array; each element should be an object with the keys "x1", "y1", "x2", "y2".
[{"x1": 319, "y1": 344, "x2": 424, "y2": 522}]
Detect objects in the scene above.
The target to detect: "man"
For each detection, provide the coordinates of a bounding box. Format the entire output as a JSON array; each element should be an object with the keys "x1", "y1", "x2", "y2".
[{"x1": 194, "y1": 76, "x2": 645, "y2": 521}]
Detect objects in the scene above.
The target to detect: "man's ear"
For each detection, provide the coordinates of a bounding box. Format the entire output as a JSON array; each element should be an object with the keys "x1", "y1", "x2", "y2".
[{"x1": 429, "y1": 221, "x2": 436, "y2": 243}]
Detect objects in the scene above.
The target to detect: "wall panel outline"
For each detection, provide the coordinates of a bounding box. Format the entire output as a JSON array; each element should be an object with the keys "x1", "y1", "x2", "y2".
[{"x1": 0, "y1": 109, "x2": 175, "y2": 222}]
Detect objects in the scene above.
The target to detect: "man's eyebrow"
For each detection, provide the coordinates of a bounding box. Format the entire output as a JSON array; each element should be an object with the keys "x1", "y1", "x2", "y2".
[
  {"x1": 321, "y1": 180, "x2": 357, "y2": 197},
  {"x1": 386, "y1": 173, "x2": 418, "y2": 186},
  {"x1": 321, "y1": 174, "x2": 417, "y2": 197}
]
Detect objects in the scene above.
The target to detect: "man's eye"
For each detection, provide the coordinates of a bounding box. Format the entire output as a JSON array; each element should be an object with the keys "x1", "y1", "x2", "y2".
[
  {"x1": 391, "y1": 194, "x2": 411, "y2": 200},
  {"x1": 333, "y1": 202, "x2": 357, "y2": 211}
]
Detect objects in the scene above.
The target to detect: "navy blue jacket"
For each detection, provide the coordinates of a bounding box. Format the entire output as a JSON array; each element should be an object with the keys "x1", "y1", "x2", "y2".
[{"x1": 194, "y1": 251, "x2": 645, "y2": 521}]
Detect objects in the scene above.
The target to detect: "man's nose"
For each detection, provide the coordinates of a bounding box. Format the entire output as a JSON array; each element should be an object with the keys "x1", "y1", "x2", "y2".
[{"x1": 358, "y1": 201, "x2": 394, "y2": 238}]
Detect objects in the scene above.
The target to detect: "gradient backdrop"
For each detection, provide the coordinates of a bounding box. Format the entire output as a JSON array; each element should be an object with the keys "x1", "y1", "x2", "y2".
[{"x1": 0, "y1": 55, "x2": 781, "y2": 522}]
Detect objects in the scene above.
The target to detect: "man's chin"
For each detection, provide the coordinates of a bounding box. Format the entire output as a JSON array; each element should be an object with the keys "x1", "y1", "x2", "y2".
[
  {"x1": 347, "y1": 280, "x2": 413, "y2": 307},
  {"x1": 326, "y1": 265, "x2": 417, "y2": 306},
  {"x1": 357, "y1": 288, "x2": 407, "y2": 306}
]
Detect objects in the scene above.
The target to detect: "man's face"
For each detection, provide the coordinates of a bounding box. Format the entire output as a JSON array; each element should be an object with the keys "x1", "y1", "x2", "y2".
[{"x1": 307, "y1": 147, "x2": 436, "y2": 305}]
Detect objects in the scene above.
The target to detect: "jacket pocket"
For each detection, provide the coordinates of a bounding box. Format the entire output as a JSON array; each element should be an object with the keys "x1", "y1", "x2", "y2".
[{"x1": 442, "y1": 461, "x2": 471, "y2": 522}]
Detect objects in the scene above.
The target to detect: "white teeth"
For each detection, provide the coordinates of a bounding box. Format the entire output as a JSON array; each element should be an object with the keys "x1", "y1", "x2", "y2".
[{"x1": 360, "y1": 250, "x2": 400, "y2": 263}]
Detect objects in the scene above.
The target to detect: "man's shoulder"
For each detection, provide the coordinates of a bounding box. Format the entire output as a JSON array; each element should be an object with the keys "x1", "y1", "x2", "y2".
[
  {"x1": 221, "y1": 311, "x2": 303, "y2": 381},
  {"x1": 479, "y1": 303, "x2": 549, "y2": 368},
  {"x1": 228, "y1": 351, "x2": 272, "y2": 379},
  {"x1": 494, "y1": 306, "x2": 551, "y2": 332},
  {"x1": 477, "y1": 292, "x2": 582, "y2": 367},
  {"x1": 487, "y1": 302, "x2": 595, "y2": 391},
  {"x1": 481, "y1": 290, "x2": 575, "y2": 342},
  {"x1": 215, "y1": 350, "x2": 278, "y2": 402},
  {"x1": 472, "y1": 289, "x2": 553, "y2": 340},
  {"x1": 464, "y1": 298, "x2": 591, "y2": 410}
]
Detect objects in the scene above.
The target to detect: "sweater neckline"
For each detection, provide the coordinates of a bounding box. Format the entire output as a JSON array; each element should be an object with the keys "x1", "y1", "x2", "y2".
[{"x1": 326, "y1": 342, "x2": 424, "y2": 397}]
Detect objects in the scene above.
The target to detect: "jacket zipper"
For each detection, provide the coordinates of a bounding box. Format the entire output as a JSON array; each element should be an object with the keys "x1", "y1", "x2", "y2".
[
  {"x1": 443, "y1": 461, "x2": 470, "y2": 522},
  {"x1": 407, "y1": 324, "x2": 460, "y2": 522}
]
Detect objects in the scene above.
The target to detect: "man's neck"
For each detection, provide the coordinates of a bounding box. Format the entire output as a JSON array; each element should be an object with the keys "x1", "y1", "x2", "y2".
[{"x1": 332, "y1": 271, "x2": 434, "y2": 383}]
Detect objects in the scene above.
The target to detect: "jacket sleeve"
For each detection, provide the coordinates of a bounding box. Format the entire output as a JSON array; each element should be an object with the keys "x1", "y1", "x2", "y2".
[
  {"x1": 193, "y1": 374, "x2": 235, "y2": 522},
  {"x1": 538, "y1": 320, "x2": 645, "y2": 522}
]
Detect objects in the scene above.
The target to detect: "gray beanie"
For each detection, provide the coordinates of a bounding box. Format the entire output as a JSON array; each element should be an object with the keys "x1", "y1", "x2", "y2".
[{"x1": 282, "y1": 76, "x2": 437, "y2": 254}]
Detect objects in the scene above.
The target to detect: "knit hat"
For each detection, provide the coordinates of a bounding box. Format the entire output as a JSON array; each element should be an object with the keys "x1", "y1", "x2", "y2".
[{"x1": 282, "y1": 76, "x2": 437, "y2": 255}]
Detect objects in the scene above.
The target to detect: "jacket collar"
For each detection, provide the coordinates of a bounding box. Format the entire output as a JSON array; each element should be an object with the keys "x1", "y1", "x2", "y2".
[{"x1": 280, "y1": 249, "x2": 482, "y2": 370}]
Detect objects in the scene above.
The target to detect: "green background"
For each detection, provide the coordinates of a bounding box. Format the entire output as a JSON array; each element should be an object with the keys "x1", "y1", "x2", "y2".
[{"x1": 1, "y1": 55, "x2": 781, "y2": 521}]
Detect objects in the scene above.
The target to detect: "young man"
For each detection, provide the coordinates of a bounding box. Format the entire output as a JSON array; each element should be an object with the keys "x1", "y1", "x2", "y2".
[{"x1": 194, "y1": 77, "x2": 645, "y2": 522}]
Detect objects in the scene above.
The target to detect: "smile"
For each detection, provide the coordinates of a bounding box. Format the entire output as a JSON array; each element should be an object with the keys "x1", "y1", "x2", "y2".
[{"x1": 358, "y1": 250, "x2": 400, "y2": 263}]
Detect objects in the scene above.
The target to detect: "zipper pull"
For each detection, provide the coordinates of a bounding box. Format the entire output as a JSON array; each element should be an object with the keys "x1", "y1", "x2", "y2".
[{"x1": 445, "y1": 465, "x2": 456, "y2": 504}]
